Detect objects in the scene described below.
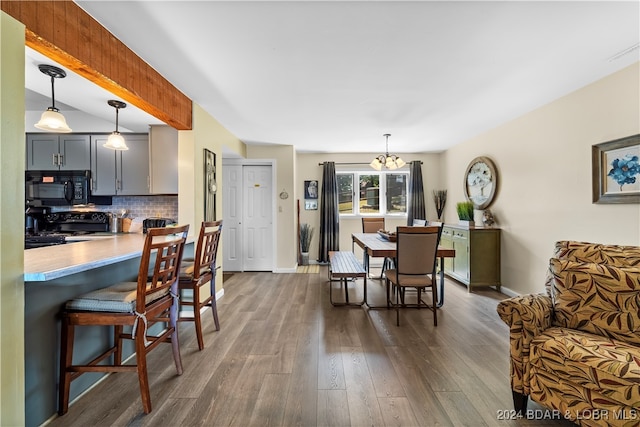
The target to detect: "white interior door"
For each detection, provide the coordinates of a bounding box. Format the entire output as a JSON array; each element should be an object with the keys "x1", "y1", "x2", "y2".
[
  {"x1": 222, "y1": 163, "x2": 273, "y2": 272},
  {"x1": 242, "y1": 165, "x2": 273, "y2": 271},
  {"x1": 222, "y1": 165, "x2": 242, "y2": 271}
]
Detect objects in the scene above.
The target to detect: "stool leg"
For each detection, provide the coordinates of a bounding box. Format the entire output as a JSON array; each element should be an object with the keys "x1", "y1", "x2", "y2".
[
  {"x1": 209, "y1": 276, "x2": 220, "y2": 331},
  {"x1": 193, "y1": 284, "x2": 204, "y2": 351},
  {"x1": 169, "y1": 293, "x2": 184, "y2": 375},
  {"x1": 135, "y1": 336, "x2": 152, "y2": 414},
  {"x1": 114, "y1": 325, "x2": 124, "y2": 364},
  {"x1": 58, "y1": 316, "x2": 73, "y2": 415}
]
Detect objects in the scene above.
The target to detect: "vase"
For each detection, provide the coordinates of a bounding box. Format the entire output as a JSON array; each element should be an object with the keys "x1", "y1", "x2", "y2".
[
  {"x1": 301, "y1": 252, "x2": 310, "y2": 265},
  {"x1": 458, "y1": 220, "x2": 475, "y2": 227}
]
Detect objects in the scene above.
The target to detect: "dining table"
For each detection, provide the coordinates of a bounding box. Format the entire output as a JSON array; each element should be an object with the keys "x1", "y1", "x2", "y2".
[{"x1": 351, "y1": 232, "x2": 455, "y2": 308}]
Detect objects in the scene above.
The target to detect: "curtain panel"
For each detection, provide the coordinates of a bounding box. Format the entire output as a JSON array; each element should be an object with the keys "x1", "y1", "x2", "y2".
[
  {"x1": 407, "y1": 160, "x2": 426, "y2": 225},
  {"x1": 318, "y1": 162, "x2": 340, "y2": 263}
]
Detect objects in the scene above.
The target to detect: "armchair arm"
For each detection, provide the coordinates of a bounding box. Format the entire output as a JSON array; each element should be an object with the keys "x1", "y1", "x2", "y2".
[{"x1": 497, "y1": 294, "x2": 553, "y2": 395}]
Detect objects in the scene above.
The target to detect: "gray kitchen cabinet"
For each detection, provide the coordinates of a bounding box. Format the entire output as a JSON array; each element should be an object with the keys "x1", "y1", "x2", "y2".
[
  {"x1": 149, "y1": 125, "x2": 178, "y2": 194},
  {"x1": 90, "y1": 134, "x2": 150, "y2": 196},
  {"x1": 26, "y1": 133, "x2": 91, "y2": 171},
  {"x1": 441, "y1": 224, "x2": 501, "y2": 291}
]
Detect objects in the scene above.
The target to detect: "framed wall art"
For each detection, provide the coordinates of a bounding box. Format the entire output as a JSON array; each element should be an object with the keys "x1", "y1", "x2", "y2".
[
  {"x1": 463, "y1": 156, "x2": 498, "y2": 209},
  {"x1": 304, "y1": 180, "x2": 318, "y2": 199},
  {"x1": 592, "y1": 134, "x2": 640, "y2": 204},
  {"x1": 204, "y1": 148, "x2": 217, "y2": 220}
]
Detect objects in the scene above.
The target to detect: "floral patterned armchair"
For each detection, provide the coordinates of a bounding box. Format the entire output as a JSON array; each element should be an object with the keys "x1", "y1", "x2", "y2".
[{"x1": 497, "y1": 241, "x2": 640, "y2": 425}]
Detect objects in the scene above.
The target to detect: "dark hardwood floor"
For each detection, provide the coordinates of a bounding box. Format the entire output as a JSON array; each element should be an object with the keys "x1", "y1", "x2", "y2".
[{"x1": 47, "y1": 267, "x2": 574, "y2": 426}]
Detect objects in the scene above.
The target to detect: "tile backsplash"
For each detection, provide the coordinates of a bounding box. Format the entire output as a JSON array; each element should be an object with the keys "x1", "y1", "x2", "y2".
[
  {"x1": 52, "y1": 195, "x2": 178, "y2": 221},
  {"x1": 107, "y1": 196, "x2": 179, "y2": 220}
]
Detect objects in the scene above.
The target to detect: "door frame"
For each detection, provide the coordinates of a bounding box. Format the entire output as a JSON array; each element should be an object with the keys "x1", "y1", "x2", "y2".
[{"x1": 222, "y1": 158, "x2": 277, "y2": 273}]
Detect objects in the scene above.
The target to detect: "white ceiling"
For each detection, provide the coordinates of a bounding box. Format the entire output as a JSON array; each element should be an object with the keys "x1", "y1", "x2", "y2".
[
  {"x1": 25, "y1": 48, "x2": 163, "y2": 133},
  {"x1": 26, "y1": 1, "x2": 640, "y2": 154}
]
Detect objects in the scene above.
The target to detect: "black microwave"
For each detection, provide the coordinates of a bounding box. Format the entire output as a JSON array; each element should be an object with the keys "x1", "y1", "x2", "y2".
[{"x1": 25, "y1": 170, "x2": 91, "y2": 206}]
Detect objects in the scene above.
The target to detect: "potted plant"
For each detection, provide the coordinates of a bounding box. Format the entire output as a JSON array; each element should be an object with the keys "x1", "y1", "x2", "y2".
[
  {"x1": 456, "y1": 201, "x2": 475, "y2": 227},
  {"x1": 432, "y1": 189, "x2": 447, "y2": 220},
  {"x1": 299, "y1": 223, "x2": 314, "y2": 265}
]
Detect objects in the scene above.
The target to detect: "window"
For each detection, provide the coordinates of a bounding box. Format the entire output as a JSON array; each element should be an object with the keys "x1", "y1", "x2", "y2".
[
  {"x1": 337, "y1": 171, "x2": 408, "y2": 216},
  {"x1": 337, "y1": 174, "x2": 354, "y2": 213}
]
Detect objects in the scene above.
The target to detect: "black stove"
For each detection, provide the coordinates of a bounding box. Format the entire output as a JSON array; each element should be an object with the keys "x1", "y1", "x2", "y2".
[
  {"x1": 25, "y1": 211, "x2": 110, "y2": 249},
  {"x1": 25, "y1": 234, "x2": 67, "y2": 249}
]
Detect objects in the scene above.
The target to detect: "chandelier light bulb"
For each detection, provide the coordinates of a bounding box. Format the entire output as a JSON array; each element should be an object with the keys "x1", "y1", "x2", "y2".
[{"x1": 371, "y1": 134, "x2": 405, "y2": 170}]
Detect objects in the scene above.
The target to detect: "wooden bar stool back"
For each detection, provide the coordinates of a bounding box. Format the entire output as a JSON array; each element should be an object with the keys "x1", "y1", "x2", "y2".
[
  {"x1": 179, "y1": 220, "x2": 223, "y2": 350},
  {"x1": 58, "y1": 224, "x2": 190, "y2": 415}
]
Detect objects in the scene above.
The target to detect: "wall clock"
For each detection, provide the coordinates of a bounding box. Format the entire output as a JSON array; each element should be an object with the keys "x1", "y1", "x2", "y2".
[{"x1": 463, "y1": 156, "x2": 498, "y2": 210}]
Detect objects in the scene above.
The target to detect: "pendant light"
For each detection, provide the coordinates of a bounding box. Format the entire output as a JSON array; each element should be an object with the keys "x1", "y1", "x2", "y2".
[
  {"x1": 370, "y1": 133, "x2": 406, "y2": 170},
  {"x1": 34, "y1": 64, "x2": 72, "y2": 133},
  {"x1": 104, "y1": 100, "x2": 129, "y2": 150}
]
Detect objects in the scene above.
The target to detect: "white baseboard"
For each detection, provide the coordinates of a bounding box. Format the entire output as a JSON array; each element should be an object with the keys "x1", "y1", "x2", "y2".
[
  {"x1": 497, "y1": 286, "x2": 519, "y2": 298},
  {"x1": 274, "y1": 267, "x2": 298, "y2": 273}
]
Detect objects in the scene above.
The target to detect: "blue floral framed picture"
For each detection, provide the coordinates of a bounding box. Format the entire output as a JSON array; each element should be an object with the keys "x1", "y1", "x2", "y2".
[{"x1": 592, "y1": 134, "x2": 640, "y2": 204}]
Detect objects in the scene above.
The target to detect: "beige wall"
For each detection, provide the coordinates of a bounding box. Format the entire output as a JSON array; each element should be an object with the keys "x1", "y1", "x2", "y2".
[
  {"x1": 246, "y1": 144, "x2": 297, "y2": 271},
  {"x1": 442, "y1": 62, "x2": 640, "y2": 296},
  {"x1": 295, "y1": 152, "x2": 443, "y2": 261},
  {"x1": 178, "y1": 103, "x2": 247, "y2": 292},
  {"x1": 0, "y1": 11, "x2": 26, "y2": 426}
]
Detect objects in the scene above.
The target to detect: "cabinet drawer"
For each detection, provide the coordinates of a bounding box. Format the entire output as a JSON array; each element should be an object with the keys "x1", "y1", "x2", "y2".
[{"x1": 451, "y1": 229, "x2": 468, "y2": 241}]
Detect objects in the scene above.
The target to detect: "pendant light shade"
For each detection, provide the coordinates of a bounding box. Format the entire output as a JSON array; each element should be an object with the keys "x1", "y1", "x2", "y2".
[
  {"x1": 103, "y1": 100, "x2": 129, "y2": 151},
  {"x1": 34, "y1": 64, "x2": 72, "y2": 133},
  {"x1": 370, "y1": 134, "x2": 406, "y2": 170}
]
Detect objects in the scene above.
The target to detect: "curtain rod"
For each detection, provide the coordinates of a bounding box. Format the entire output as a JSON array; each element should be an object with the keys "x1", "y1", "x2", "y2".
[{"x1": 317, "y1": 161, "x2": 423, "y2": 166}]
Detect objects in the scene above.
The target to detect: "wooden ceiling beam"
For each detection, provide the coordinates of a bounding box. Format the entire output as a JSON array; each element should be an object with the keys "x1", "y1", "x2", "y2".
[{"x1": 1, "y1": 0, "x2": 192, "y2": 130}]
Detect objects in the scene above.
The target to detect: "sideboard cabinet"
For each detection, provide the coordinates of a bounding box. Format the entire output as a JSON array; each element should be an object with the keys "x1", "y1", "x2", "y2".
[{"x1": 440, "y1": 224, "x2": 501, "y2": 291}]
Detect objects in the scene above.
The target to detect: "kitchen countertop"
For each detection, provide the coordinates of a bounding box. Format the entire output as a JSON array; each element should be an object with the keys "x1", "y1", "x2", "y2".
[{"x1": 24, "y1": 233, "x2": 194, "y2": 282}]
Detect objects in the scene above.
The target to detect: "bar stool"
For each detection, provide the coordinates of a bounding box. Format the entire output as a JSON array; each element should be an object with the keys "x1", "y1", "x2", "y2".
[
  {"x1": 178, "y1": 220, "x2": 222, "y2": 350},
  {"x1": 58, "y1": 224, "x2": 189, "y2": 415}
]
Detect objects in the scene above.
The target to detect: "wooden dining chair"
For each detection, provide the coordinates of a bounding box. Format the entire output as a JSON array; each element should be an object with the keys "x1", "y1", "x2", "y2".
[
  {"x1": 385, "y1": 225, "x2": 442, "y2": 326},
  {"x1": 58, "y1": 224, "x2": 189, "y2": 415},
  {"x1": 178, "y1": 220, "x2": 222, "y2": 350},
  {"x1": 362, "y1": 217, "x2": 385, "y2": 233},
  {"x1": 361, "y1": 217, "x2": 393, "y2": 277}
]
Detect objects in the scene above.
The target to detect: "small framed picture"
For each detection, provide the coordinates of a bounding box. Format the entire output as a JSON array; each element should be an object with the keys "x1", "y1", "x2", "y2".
[
  {"x1": 304, "y1": 180, "x2": 318, "y2": 199},
  {"x1": 592, "y1": 134, "x2": 640, "y2": 204},
  {"x1": 305, "y1": 200, "x2": 318, "y2": 210}
]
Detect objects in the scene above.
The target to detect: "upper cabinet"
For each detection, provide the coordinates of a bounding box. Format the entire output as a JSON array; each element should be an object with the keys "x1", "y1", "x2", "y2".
[
  {"x1": 26, "y1": 131, "x2": 177, "y2": 197},
  {"x1": 90, "y1": 134, "x2": 150, "y2": 196},
  {"x1": 26, "y1": 134, "x2": 91, "y2": 171},
  {"x1": 149, "y1": 125, "x2": 178, "y2": 194}
]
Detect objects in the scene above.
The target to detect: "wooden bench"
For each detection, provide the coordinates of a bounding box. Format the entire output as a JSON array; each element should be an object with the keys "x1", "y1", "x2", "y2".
[{"x1": 328, "y1": 251, "x2": 367, "y2": 306}]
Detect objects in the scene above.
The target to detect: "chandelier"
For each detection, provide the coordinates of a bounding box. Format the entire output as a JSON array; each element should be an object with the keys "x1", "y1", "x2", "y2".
[{"x1": 370, "y1": 133, "x2": 406, "y2": 170}]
